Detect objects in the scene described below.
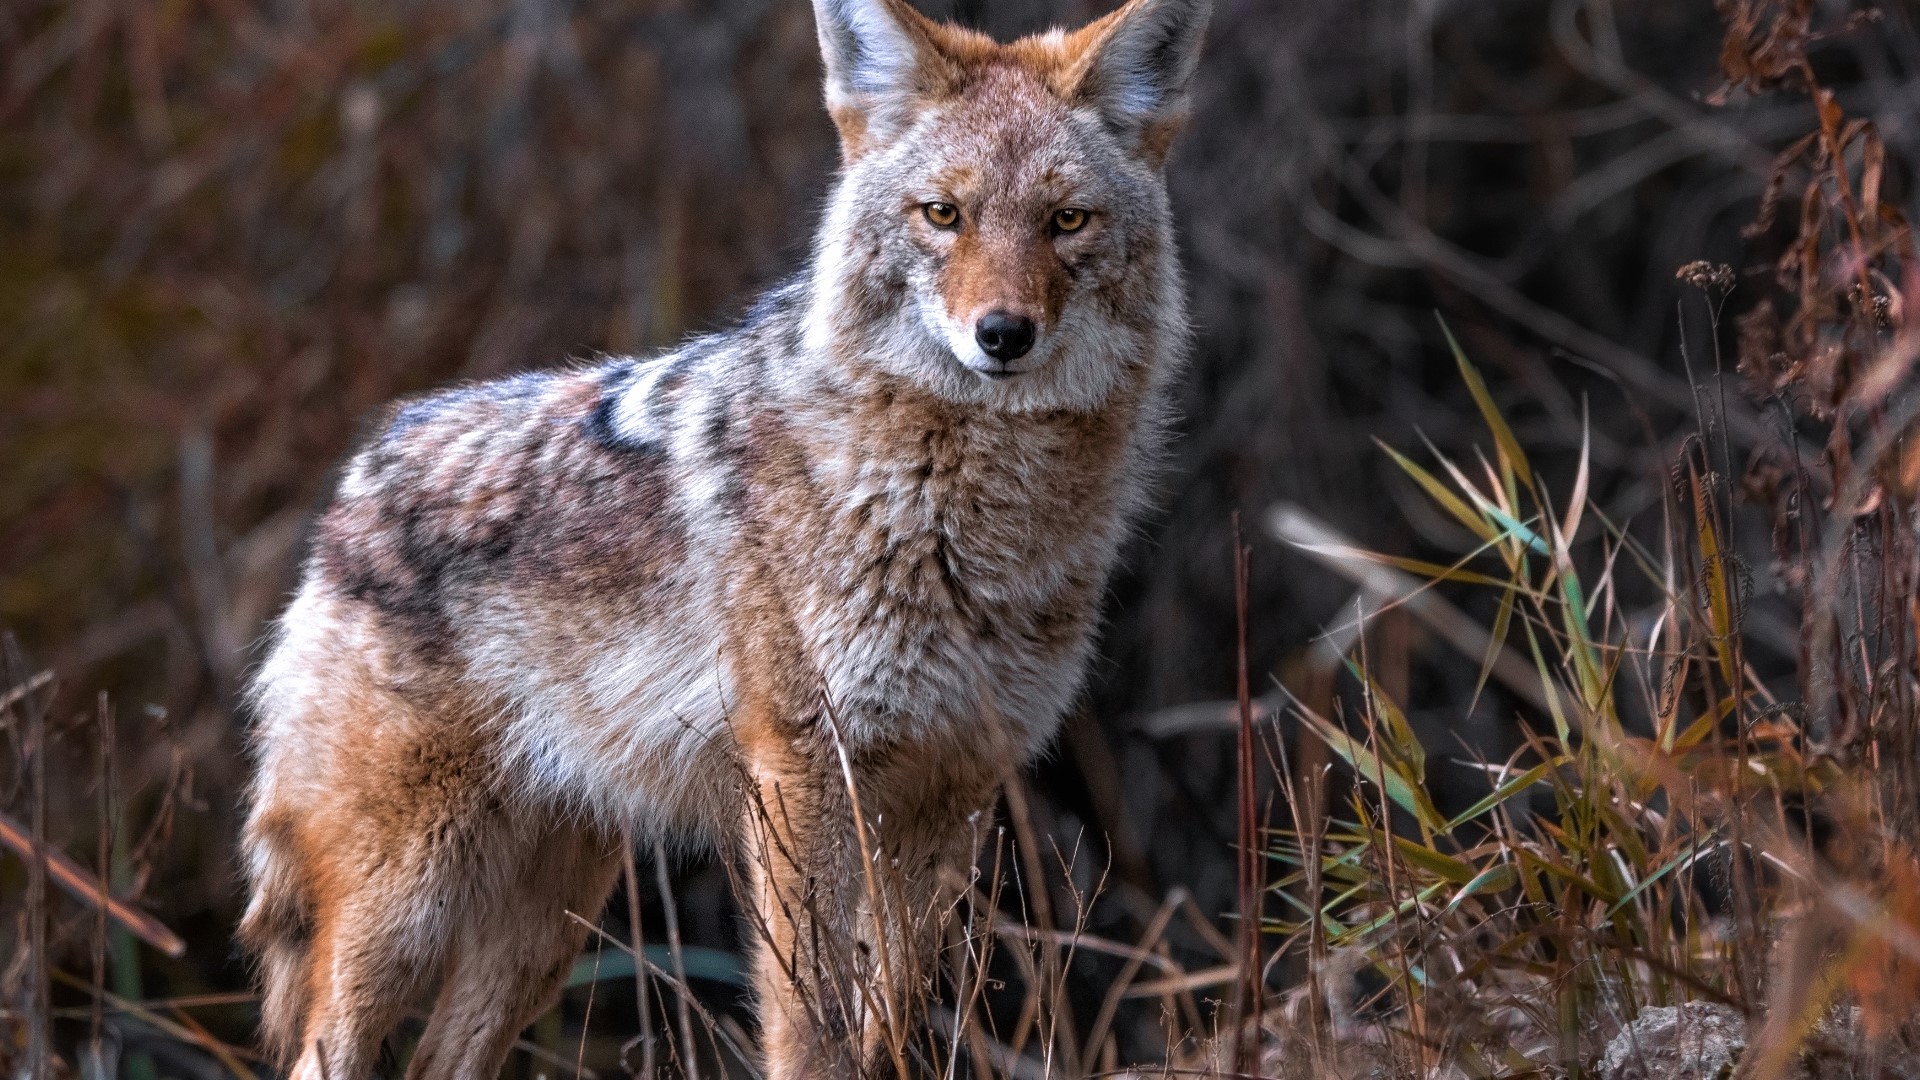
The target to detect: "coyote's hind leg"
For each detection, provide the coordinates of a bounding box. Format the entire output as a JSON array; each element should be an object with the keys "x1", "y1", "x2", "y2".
[
  {"x1": 276, "y1": 814, "x2": 466, "y2": 1080},
  {"x1": 250, "y1": 685, "x2": 523, "y2": 1080},
  {"x1": 406, "y1": 819, "x2": 621, "y2": 1080}
]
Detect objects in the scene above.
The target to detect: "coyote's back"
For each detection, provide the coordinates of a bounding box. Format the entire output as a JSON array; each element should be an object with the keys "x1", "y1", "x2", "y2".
[{"x1": 241, "y1": 0, "x2": 1208, "y2": 1075}]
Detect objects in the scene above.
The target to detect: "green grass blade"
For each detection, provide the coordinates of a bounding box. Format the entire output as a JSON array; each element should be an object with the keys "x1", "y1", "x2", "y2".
[
  {"x1": 1471, "y1": 583, "x2": 1518, "y2": 712},
  {"x1": 1297, "y1": 706, "x2": 1447, "y2": 834},
  {"x1": 1437, "y1": 315, "x2": 1534, "y2": 488},
  {"x1": 1444, "y1": 759, "x2": 1556, "y2": 831},
  {"x1": 1377, "y1": 438, "x2": 1497, "y2": 543},
  {"x1": 567, "y1": 944, "x2": 748, "y2": 988},
  {"x1": 1391, "y1": 834, "x2": 1478, "y2": 884},
  {"x1": 1440, "y1": 862, "x2": 1520, "y2": 919},
  {"x1": 1597, "y1": 837, "x2": 1720, "y2": 910}
]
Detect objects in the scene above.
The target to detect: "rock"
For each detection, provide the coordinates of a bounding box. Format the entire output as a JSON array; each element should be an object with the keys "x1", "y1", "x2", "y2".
[{"x1": 1598, "y1": 1001, "x2": 1746, "y2": 1080}]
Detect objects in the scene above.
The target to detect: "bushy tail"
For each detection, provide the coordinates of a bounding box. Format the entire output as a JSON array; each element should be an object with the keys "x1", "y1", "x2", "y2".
[{"x1": 237, "y1": 809, "x2": 314, "y2": 1065}]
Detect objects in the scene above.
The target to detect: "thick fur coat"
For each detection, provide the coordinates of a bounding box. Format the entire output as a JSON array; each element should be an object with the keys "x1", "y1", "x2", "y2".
[{"x1": 240, "y1": 0, "x2": 1208, "y2": 1074}]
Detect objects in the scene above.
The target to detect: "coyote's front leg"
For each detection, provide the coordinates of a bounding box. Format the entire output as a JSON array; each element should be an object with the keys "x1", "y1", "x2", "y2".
[
  {"x1": 740, "y1": 725, "x2": 1005, "y2": 1080},
  {"x1": 741, "y1": 744, "x2": 874, "y2": 1080}
]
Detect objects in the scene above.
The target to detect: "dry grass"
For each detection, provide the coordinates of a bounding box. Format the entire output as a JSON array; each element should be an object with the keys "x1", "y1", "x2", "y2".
[{"x1": 1216, "y1": 7, "x2": 1920, "y2": 1073}]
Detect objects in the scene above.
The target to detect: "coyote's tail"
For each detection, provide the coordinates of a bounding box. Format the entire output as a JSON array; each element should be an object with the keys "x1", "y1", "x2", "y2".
[{"x1": 237, "y1": 808, "x2": 313, "y2": 1064}]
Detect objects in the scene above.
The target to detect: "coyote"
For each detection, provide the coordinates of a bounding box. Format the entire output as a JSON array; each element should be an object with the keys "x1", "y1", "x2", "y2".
[{"x1": 240, "y1": 0, "x2": 1207, "y2": 1074}]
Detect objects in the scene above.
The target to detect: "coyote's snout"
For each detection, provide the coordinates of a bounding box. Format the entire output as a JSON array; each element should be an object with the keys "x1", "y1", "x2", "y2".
[{"x1": 240, "y1": 0, "x2": 1207, "y2": 1075}]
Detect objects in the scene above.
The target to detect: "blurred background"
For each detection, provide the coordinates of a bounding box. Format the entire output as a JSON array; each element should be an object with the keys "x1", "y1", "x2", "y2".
[{"x1": 5, "y1": 0, "x2": 1918, "y2": 1074}]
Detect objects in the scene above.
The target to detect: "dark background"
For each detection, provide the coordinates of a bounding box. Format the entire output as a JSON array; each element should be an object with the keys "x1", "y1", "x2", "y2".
[{"x1": 5, "y1": 0, "x2": 1917, "y2": 1071}]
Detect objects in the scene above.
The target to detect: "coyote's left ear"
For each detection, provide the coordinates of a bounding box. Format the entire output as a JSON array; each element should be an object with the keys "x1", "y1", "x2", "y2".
[
  {"x1": 813, "y1": 0, "x2": 954, "y2": 160},
  {"x1": 1068, "y1": 0, "x2": 1211, "y2": 166}
]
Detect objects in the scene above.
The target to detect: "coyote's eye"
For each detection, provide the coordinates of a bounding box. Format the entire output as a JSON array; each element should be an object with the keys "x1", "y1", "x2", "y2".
[
  {"x1": 1051, "y1": 208, "x2": 1090, "y2": 234},
  {"x1": 923, "y1": 202, "x2": 960, "y2": 229}
]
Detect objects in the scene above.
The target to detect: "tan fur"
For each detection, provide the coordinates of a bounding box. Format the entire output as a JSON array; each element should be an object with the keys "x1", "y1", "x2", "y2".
[
  {"x1": 241, "y1": 0, "x2": 1207, "y2": 1075},
  {"x1": 939, "y1": 210, "x2": 1072, "y2": 330}
]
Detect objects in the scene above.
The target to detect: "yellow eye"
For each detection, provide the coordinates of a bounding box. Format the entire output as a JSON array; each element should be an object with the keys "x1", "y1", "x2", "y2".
[
  {"x1": 1052, "y1": 207, "x2": 1090, "y2": 233},
  {"x1": 923, "y1": 202, "x2": 960, "y2": 228}
]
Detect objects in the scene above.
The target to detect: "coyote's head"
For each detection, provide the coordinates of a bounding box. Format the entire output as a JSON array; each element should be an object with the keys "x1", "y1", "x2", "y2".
[{"x1": 802, "y1": 0, "x2": 1209, "y2": 412}]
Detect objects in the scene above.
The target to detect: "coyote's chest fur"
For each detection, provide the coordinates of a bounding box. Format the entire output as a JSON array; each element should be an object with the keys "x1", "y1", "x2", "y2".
[{"x1": 263, "y1": 287, "x2": 1149, "y2": 832}]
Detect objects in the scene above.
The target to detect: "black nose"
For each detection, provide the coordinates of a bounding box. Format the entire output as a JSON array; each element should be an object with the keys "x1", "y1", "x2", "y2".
[{"x1": 975, "y1": 311, "x2": 1036, "y2": 362}]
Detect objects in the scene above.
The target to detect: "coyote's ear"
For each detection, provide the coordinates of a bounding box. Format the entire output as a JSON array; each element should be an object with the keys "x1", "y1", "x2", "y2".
[
  {"x1": 1068, "y1": 0, "x2": 1211, "y2": 166},
  {"x1": 813, "y1": 0, "x2": 947, "y2": 159}
]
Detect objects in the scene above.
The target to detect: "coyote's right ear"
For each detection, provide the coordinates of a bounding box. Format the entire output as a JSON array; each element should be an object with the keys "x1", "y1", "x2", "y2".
[{"x1": 813, "y1": 0, "x2": 950, "y2": 159}]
